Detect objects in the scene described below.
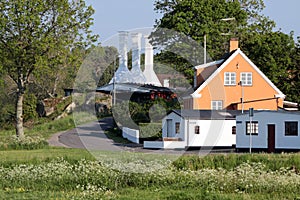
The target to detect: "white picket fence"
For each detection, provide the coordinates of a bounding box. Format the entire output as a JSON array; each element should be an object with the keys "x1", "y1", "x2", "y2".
[{"x1": 122, "y1": 127, "x2": 139, "y2": 144}]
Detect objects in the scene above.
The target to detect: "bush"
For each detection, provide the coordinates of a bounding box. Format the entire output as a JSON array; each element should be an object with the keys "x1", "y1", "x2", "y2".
[
  {"x1": 23, "y1": 92, "x2": 38, "y2": 121},
  {"x1": 139, "y1": 123, "x2": 162, "y2": 139},
  {"x1": 0, "y1": 135, "x2": 48, "y2": 150}
]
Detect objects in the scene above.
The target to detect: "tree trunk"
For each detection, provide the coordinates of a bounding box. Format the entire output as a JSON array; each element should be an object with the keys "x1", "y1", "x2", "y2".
[{"x1": 16, "y1": 91, "x2": 25, "y2": 138}]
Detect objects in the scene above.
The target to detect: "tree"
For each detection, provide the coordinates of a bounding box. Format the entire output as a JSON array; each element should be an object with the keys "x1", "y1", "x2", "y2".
[
  {"x1": 241, "y1": 31, "x2": 295, "y2": 99},
  {"x1": 152, "y1": 0, "x2": 298, "y2": 103},
  {"x1": 288, "y1": 37, "x2": 300, "y2": 104},
  {"x1": 0, "y1": 0, "x2": 98, "y2": 138},
  {"x1": 152, "y1": 0, "x2": 248, "y2": 61}
]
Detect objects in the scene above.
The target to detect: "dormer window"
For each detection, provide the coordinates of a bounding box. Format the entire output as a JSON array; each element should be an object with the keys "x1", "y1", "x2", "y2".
[
  {"x1": 224, "y1": 72, "x2": 236, "y2": 86},
  {"x1": 241, "y1": 72, "x2": 252, "y2": 86}
]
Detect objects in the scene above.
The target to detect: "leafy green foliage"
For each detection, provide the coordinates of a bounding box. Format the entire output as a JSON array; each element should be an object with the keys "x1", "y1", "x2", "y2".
[
  {"x1": 0, "y1": 135, "x2": 48, "y2": 150},
  {"x1": 241, "y1": 31, "x2": 296, "y2": 101},
  {"x1": 288, "y1": 38, "x2": 300, "y2": 103},
  {"x1": 152, "y1": 0, "x2": 300, "y2": 103},
  {"x1": 47, "y1": 96, "x2": 73, "y2": 119},
  {"x1": 23, "y1": 92, "x2": 38, "y2": 122},
  {"x1": 112, "y1": 98, "x2": 180, "y2": 129},
  {"x1": 0, "y1": 0, "x2": 98, "y2": 137},
  {"x1": 153, "y1": 0, "x2": 248, "y2": 60},
  {"x1": 139, "y1": 123, "x2": 162, "y2": 140}
]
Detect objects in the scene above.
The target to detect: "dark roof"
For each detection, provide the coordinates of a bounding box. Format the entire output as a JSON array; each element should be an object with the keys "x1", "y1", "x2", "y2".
[
  {"x1": 171, "y1": 109, "x2": 243, "y2": 120},
  {"x1": 237, "y1": 110, "x2": 300, "y2": 116},
  {"x1": 96, "y1": 83, "x2": 173, "y2": 94}
]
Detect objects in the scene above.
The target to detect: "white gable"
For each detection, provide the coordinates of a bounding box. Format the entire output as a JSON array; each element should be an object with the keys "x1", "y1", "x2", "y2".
[{"x1": 192, "y1": 49, "x2": 285, "y2": 98}]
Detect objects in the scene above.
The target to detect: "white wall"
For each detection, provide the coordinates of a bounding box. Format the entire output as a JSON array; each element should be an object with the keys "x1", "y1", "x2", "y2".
[
  {"x1": 186, "y1": 119, "x2": 236, "y2": 147},
  {"x1": 236, "y1": 112, "x2": 300, "y2": 149},
  {"x1": 162, "y1": 112, "x2": 236, "y2": 147},
  {"x1": 144, "y1": 141, "x2": 186, "y2": 149},
  {"x1": 122, "y1": 127, "x2": 139, "y2": 144}
]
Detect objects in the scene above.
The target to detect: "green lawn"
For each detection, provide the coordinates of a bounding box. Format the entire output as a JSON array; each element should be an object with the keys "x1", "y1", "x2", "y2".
[
  {"x1": 1, "y1": 150, "x2": 300, "y2": 199},
  {"x1": 0, "y1": 148, "x2": 95, "y2": 166},
  {"x1": 1, "y1": 114, "x2": 300, "y2": 199}
]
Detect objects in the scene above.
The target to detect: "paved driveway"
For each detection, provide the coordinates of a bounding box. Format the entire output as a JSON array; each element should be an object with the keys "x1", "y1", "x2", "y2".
[{"x1": 48, "y1": 117, "x2": 122, "y2": 151}]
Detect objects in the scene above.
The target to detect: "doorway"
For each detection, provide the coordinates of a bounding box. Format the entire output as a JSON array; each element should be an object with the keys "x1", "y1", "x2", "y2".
[
  {"x1": 166, "y1": 119, "x2": 172, "y2": 137},
  {"x1": 267, "y1": 124, "x2": 275, "y2": 153}
]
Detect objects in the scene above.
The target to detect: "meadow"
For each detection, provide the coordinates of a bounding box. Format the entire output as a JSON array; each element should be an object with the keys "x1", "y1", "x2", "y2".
[
  {"x1": 1, "y1": 114, "x2": 300, "y2": 199},
  {"x1": 1, "y1": 149, "x2": 300, "y2": 199}
]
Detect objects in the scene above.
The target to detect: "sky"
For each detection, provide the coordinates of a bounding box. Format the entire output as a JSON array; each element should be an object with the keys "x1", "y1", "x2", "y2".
[{"x1": 85, "y1": 0, "x2": 300, "y2": 42}]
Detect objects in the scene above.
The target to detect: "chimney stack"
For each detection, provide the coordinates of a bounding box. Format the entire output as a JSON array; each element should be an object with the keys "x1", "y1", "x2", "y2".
[
  {"x1": 143, "y1": 36, "x2": 162, "y2": 86},
  {"x1": 131, "y1": 33, "x2": 142, "y2": 69},
  {"x1": 119, "y1": 31, "x2": 129, "y2": 68},
  {"x1": 130, "y1": 33, "x2": 146, "y2": 84},
  {"x1": 109, "y1": 31, "x2": 132, "y2": 83},
  {"x1": 229, "y1": 38, "x2": 239, "y2": 52}
]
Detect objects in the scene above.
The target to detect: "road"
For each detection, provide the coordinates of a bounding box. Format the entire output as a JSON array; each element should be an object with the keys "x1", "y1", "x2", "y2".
[
  {"x1": 48, "y1": 117, "x2": 123, "y2": 151},
  {"x1": 48, "y1": 117, "x2": 234, "y2": 154}
]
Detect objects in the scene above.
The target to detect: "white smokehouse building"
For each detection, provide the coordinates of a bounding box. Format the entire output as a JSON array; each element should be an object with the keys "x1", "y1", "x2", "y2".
[
  {"x1": 236, "y1": 110, "x2": 300, "y2": 153},
  {"x1": 144, "y1": 109, "x2": 240, "y2": 149}
]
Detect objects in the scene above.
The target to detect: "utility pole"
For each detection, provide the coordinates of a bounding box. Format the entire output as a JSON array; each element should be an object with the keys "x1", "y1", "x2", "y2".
[
  {"x1": 112, "y1": 55, "x2": 118, "y2": 106},
  {"x1": 239, "y1": 81, "x2": 244, "y2": 114},
  {"x1": 204, "y1": 34, "x2": 207, "y2": 64},
  {"x1": 249, "y1": 108, "x2": 254, "y2": 154}
]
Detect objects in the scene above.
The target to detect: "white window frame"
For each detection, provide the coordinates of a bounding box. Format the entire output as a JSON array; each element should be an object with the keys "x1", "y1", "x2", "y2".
[
  {"x1": 240, "y1": 72, "x2": 252, "y2": 86},
  {"x1": 246, "y1": 121, "x2": 258, "y2": 135},
  {"x1": 224, "y1": 72, "x2": 236, "y2": 86},
  {"x1": 211, "y1": 101, "x2": 223, "y2": 110},
  {"x1": 285, "y1": 121, "x2": 298, "y2": 136}
]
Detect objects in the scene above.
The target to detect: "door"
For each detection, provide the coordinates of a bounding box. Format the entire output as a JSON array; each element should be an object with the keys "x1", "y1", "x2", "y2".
[
  {"x1": 267, "y1": 124, "x2": 275, "y2": 153},
  {"x1": 166, "y1": 119, "x2": 172, "y2": 137}
]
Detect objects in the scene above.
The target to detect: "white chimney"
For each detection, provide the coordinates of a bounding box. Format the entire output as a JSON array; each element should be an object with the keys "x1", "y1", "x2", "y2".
[
  {"x1": 119, "y1": 31, "x2": 128, "y2": 68},
  {"x1": 109, "y1": 31, "x2": 132, "y2": 84},
  {"x1": 130, "y1": 33, "x2": 146, "y2": 84},
  {"x1": 143, "y1": 35, "x2": 162, "y2": 86},
  {"x1": 131, "y1": 33, "x2": 141, "y2": 69}
]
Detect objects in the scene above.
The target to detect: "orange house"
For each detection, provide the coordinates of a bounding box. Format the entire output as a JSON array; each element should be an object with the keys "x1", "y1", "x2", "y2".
[{"x1": 184, "y1": 39, "x2": 285, "y2": 110}]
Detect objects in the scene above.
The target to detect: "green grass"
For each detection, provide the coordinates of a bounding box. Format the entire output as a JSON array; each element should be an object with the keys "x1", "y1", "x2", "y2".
[
  {"x1": 0, "y1": 112, "x2": 97, "y2": 139},
  {"x1": 173, "y1": 153, "x2": 300, "y2": 171},
  {"x1": 114, "y1": 187, "x2": 300, "y2": 200},
  {"x1": 1, "y1": 150, "x2": 300, "y2": 199},
  {"x1": 104, "y1": 127, "x2": 131, "y2": 144},
  {"x1": 0, "y1": 112, "x2": 99, "y2": 150},
  {"x1": 0, "y1": 148, "x2": 95, "y2": 167}
]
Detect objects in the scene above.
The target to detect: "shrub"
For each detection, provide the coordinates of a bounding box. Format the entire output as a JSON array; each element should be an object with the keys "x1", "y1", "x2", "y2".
[
  {"x1": 23, "y1": 92, "x2": 38, "y2": 122},
  {"x1": 0, "y1": 135, "x2": 48, "y2": 150},
  {"x1": 139, "y1": 123, "x2": 162, "y2": 140}
]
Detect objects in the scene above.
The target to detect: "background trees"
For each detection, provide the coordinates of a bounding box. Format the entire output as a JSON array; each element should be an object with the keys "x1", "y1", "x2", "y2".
[
  {"x1": 0, "y1": 0, "x2": 98, "y2": 137},
  {"x1": 152, "y1": 0, "x2": 299, "y2": 103}
]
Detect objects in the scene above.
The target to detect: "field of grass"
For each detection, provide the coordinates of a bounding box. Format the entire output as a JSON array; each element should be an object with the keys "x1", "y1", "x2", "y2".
[
  {"x1": 0, "y1": 112, "x2": 97, "y2": 150},
  {"x1": 1, "y1": 149, "x2": 300, "y2": 199},
  {"x1": 1, "y1": 115, "x2": 300, "y2": 199}
]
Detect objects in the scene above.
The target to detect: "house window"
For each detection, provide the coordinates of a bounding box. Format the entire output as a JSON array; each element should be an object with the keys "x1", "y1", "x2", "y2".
[
  {"x1": 175, "y1": 122, "x2": 180, "y2": 134},
  {"x1": 211, "y1": 101, "x2": 223, "y2": 110},
  {"x1": 240, "y1": 72, "x2": 252, "y2": 86},
  {"x1": 246, "y1": 121, "x2": 258, "y2": 135},
  {"x1": 285, "y1": 122, "x2": 298, "y2": 136},
  {"x1": 232, "y1": 126, "x2": 236, "y2": 135},
  {"x1": 195, "y1": 126, "x2": 200, "y2": 134},
  {"x1": 224, "y1": 72, "x2": 236, "y2": 85}
]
